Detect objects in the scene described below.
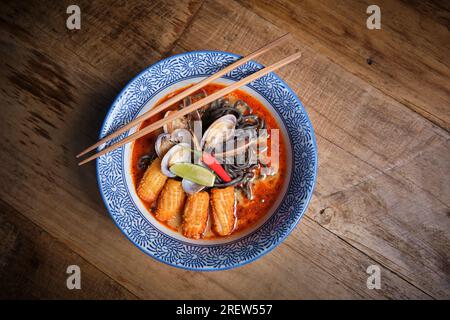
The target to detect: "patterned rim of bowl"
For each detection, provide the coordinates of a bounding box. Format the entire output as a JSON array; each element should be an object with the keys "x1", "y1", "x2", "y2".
[{"x1": 96, "y1": 50, "x2": 317, "y2": 271}]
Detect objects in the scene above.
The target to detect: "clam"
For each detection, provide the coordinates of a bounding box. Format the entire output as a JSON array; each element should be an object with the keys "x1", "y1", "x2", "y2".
[
  {"x1": 160, "y1": 141, "x2": 207, "y2": 193},
  {"x1": 155, "y1": 133, "x2": 173, "y2": 158},
  {"x1": 171, "y1": 128, "x2": 192, "y2": 145},
  {"x1": 163, "y1": 110, "x2": 189, "y2": 134},
  {"x1": 160, "y1": 143, "x2": 192, "y2": 177},
  {"x1": 201, "y1": 114, "x2": 237, "y2": 150},
  {"x1": 163, "y1": 96, "x2": 202, "y2": 135},
  {"x1": 155, "y1": 129, "x2": 193, "y2": 158},
  {"x1": 182, "y1": 179, "x2": 205, "y2": 194}
]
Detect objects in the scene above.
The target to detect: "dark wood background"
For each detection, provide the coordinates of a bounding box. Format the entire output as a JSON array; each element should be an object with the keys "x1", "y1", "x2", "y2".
[{"x1": 0, "y1": 0, "x2": 449, "y2": 299}]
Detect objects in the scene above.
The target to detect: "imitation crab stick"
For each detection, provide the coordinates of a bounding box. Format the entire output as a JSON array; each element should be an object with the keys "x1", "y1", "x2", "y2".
[
  {"x1": 137, "y1": 158, "x2": 167, "y2": 203},
  {"x1": 211, "y1": 186, "x2": 236, "y2": 236},
  {"x1": 182, "y1": 191, "x2": 210, "y2": 239},
  {"x1": 156, "y1": 179, "x2": 186, "y2": 222}
]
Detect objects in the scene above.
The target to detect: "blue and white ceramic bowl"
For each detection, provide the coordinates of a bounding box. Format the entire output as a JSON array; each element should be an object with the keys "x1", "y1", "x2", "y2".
[{"x1": 97, "y1": 51, "x2": 317, "y2": 271}]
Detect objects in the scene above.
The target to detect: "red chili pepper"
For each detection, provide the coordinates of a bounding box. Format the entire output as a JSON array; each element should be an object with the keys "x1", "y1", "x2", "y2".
[{"x1": 201, "y1": 152, "x2": 232, "y2": 183}]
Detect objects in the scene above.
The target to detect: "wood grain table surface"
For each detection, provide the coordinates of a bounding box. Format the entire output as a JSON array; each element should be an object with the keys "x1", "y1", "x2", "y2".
[{"x1": 0, "y1": 0, "x2": 449, "y2": 299}]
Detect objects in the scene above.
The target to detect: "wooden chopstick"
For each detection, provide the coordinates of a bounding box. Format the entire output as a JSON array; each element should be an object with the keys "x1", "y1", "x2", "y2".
[
  {"x1": 78, "y1": 51, "x2": 301, "y2": 166},
  {"x1": 76, "y1": 34, "x2": 291, "y2": 158}
]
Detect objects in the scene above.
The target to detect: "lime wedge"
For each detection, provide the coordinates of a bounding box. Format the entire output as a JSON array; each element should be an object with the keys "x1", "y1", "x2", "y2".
[{"x1": 169, "y1": 163, "x2": 216, "y2": 187}]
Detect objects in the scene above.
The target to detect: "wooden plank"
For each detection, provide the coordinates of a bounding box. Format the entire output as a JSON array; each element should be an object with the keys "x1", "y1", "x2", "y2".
[
  {"x1": 0, "y1": 0, "x2": 203, "y2": 88},
  {"x1": 401, "y1": 0, "x2": 450, "y2": 28},
  {"x1": 308, "y1": 168, "x2": 450, "y2": 298},
  {"x1": 236, "y1": 0, "x2": 450, "y2": 132},
  {"x1": 0, "y1": 0, "x2": 433, "y2": 299},
  {"x1": 0, "y1": 199, "x2": 136, "y2": 299},
  {"x1": 174, "y1": 0, "x2": 450, "y2": 298},
  {"x1": 0, "y1": 170, "x2": 428, "y2": 299}
]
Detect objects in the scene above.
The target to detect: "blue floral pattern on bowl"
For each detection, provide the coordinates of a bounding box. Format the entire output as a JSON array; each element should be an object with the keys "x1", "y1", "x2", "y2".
[{"x1": 96, "y1": 51, "x2": 317, "y2": 270}]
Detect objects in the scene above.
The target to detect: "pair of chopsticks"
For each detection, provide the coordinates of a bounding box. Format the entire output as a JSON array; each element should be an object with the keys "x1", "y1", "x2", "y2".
[{"x1": 77, "y1": 34, "x2": 300, "y2": 165}]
